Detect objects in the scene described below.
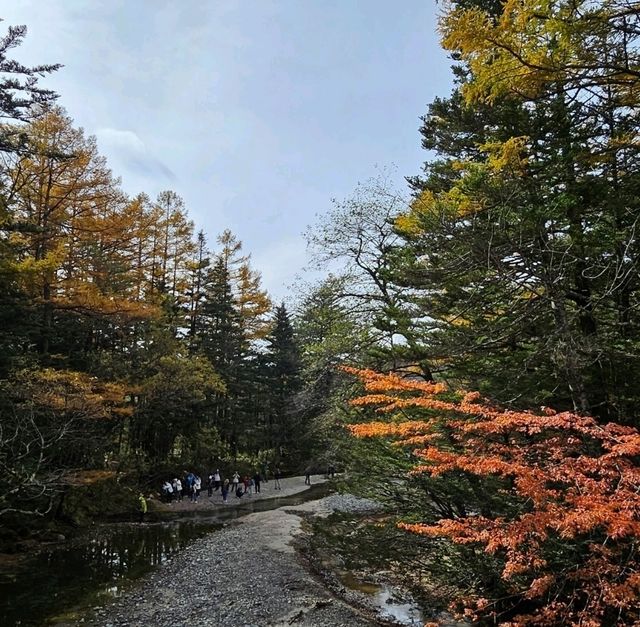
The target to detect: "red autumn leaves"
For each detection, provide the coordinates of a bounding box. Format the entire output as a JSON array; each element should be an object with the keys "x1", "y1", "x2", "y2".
[{"x1": 343, "y1": 366, "x2": 640, "y2": 626}]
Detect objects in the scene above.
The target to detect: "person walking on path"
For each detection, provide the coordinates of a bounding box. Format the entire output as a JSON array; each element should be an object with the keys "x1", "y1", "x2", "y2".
[
  {"x1": 221, "y1": 478, "x2": 230, "y2": 503},
  {"x1": 232, "y1": 471, "x2": 240, "y2": 493},
  {"x1": 191, "y1": 480, "x2": 199, "y2": 503},
  {"x1": 274, "y1": 467, "x2": 282, "y2": 490},
  {"x1": 304, "y1": 468, "x2": 311, "y2": 485},
  {"x1": 253, "y1": 471, "x2": 262, "y2": 494},
  {"x1": 138, "y1": 493, "x2": 147, "y2": 523},
  {"x1": 213, "y1": 469, "x2": 221, "y2": 491},
  {"x1": 207, "y1": 473, "x2": 214, "y2": 497},
  {"x1": 186, "y1": 471, "x2": 195, "y2": 490},
  {"x1": 173, "y1": 478, "x2": 183, "y2": 501}
]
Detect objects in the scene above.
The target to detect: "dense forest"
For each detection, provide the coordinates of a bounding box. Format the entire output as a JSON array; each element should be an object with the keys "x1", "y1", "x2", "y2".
[
  {"x1": 2, "y1": 1, "x2": 640, "y2": 625},
  {"x1": 0, "y1": 24, "x2": 314, "y2": 519}
]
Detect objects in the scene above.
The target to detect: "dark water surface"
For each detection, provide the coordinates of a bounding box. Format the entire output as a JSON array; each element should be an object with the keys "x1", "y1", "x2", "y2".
[{"x1": 0, "y1": 483, "x2": 332, "y2": 626}]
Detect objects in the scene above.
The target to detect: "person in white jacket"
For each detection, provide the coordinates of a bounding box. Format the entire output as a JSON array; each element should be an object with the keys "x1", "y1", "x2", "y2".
[{"x1": 173, "y1": 477, "x2": 182, "y2": 501}]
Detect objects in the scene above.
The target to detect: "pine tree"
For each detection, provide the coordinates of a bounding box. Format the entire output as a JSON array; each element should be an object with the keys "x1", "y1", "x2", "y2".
[
  {"x1": 0, "y1": 21, "x2": 60, "y2": 373},
  {"x1": 0, "y1": 21, "x2": 60, "y2": 154},
  {"x1": 199, "y1": 255, "x2": 245, "y2": 448},
  {"x1": 262, "y1": 303, "x2": 301, "y2": 454},
  {"x1": 5, "y1": 107, "x2": 155, "y2": 359},
  {"x1": 187, "y1": 230, "x2": 210, "y2": 346},
  {"x1": 200, "y1": 257, "x2": 243, "y2": 373},
  {"x1": 391, "y1": 0, "x2": 640, "y2": 422},
  {"x1": 217, "y1": 229, "x2": 271, "y2": 340}
]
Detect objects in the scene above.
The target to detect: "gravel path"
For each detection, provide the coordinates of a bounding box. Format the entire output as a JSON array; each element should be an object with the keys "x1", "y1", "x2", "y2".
[
  {"x1": 152, "y1": 475, "x2": 329, "y2": 513},
  {"x1": 85, "y1": 490, "x2": 383, "y2": 627}
]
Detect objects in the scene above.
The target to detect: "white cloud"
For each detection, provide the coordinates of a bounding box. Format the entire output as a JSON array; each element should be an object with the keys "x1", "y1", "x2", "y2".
[
  {"x1": 95, "y1": 128, "x2": 146, "y2": 152},
  {"x1": 95, "y1": 127, "x2": 175, "y2": 183}
]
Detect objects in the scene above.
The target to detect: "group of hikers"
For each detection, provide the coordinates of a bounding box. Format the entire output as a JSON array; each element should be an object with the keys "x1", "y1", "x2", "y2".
[
  {"x1": 161, "y1": 466, "x2": 283, "y2": 504},
  {"x1": 138, "y1": 464, "x2": 337, "y2": 521}
]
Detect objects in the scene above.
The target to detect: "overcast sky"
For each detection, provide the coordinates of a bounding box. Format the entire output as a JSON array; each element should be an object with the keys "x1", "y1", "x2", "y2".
[{"x1": 4, "y1": 1, "x2": 452, "y2": 301}]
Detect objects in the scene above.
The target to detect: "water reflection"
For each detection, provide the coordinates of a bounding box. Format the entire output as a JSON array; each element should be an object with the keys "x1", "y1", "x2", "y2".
[
  {"x1": 79, "y1": 524, "x2": 206, "y2": 582},
  {"x1": 0, "y1": 483, "x2": 333, "y2": 626},
  {"x1": 0, "y1": 521, "x2": 218, "y2": 626}
]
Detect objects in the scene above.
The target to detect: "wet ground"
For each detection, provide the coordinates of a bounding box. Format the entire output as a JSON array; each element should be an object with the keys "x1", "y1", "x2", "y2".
[
  {"x1": 0, "y1": 482, "x2": 332, "y2": 626},
  {"x1": 0, "y1": 481, "x2": 441, "y2": 627},
  {"x1": 80, "y1": 493, "x2": 384, "y2": 627},
  {"x1": 339, "y1": 572, "x2": 425, "y2": 627}
]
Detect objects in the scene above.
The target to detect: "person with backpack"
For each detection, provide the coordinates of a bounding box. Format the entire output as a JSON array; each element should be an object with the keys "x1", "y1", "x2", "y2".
[{"x1": 185, "y1": 471, "x2": 195, "y2": 492}]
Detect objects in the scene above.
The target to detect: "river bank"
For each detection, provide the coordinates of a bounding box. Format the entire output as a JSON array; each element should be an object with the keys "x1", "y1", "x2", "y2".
[
  {"x1": 0, "y1": 480, "x2": 339, "y2": 626},
  {"x1": 150, "y1": 474, "x2": 329, "y2": 514},
  {"x1": 0, "y1": 478, "x2": 438, "y2": 626},
  {"x1": 82, "y1": 493, "x2": 383, "y2": 627}
]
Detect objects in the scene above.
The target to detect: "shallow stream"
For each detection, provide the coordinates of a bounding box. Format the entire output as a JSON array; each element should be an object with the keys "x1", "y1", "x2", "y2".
[
  {"x1": 0, "y1": 484, "x2": 331, "y2": 626},
  {"x1": 340, "y1": 571, "x2": 425, "y2": 626}
]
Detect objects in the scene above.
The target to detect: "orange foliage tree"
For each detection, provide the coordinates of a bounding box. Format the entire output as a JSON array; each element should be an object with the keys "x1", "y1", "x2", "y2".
[{"x1": 343, "y1": 366, "x2": 640, "y2": 626}]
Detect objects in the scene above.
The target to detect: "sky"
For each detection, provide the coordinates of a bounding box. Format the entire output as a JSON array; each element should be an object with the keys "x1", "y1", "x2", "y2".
[{"x1": 3, "y1": 1, "x2": 453, "y2": 302}]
